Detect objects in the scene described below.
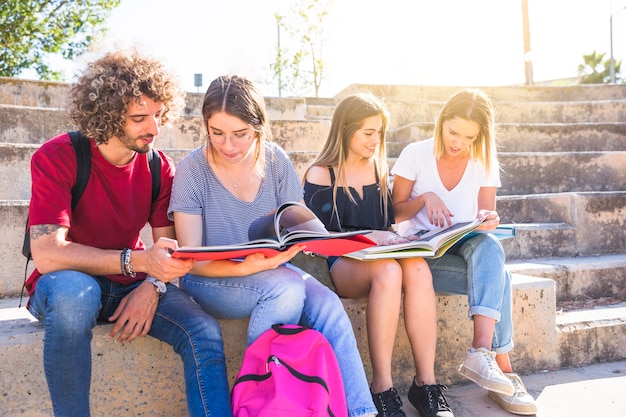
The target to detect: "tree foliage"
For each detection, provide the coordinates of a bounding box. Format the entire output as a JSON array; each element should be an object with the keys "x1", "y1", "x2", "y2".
[
  {"x1": 577, "y1": 51, "x2": 622, "y2": 84},
  {"x1": 0, "y1": 0, "x2": 120, "y2": 80},
  {"x1": 272, "y1": 0, "x2": 333, "y2": 97}
]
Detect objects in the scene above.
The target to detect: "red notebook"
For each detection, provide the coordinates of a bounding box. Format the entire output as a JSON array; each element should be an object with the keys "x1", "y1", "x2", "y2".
[{"x1": 172, "y1": 201, "x2": 375, "y2": 261}]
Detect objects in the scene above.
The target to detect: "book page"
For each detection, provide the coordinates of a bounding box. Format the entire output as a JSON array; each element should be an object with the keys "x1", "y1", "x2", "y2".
[{"x1": 277, "y1": 203, "x2": 328, "y2": 234}]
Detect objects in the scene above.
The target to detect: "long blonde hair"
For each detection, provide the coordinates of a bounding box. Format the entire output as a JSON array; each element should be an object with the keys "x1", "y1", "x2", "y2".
[
  {"x1": 304, "y1": 93, "x2": 391, "y2": 223},
  {"x1": 434, "y1": 88, "x2": 499, "y2": 178}
]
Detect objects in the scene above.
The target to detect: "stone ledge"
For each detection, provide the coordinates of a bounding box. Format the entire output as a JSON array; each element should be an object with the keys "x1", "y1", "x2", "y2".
[{"x1": 0, "y1": 273, "x2": 558, "y2": 416}]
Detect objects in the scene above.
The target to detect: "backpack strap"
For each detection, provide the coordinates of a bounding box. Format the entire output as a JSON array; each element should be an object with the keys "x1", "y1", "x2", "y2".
[
  {"x1": 68, "y1": 131, "x2": 92, "y2": 209},
  {"x1": 147, "y1": 148, "x2": 161, "y2": 203},
  {"x1": 20, "y1": 135, "x2": 162, "y2": 307}
]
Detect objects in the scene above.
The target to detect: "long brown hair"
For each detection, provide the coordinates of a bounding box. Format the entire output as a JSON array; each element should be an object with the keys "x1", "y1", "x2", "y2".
[
  {"x1": 304, "y1": 93, "x2": 391, "y2": 222},
  {"x1": 202, "y1": 75, "x2": 271, "y2": 176}
]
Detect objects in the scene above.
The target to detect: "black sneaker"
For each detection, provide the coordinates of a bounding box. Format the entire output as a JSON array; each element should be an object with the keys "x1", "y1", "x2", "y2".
[
  {"x1": 408, "y1": 381, "x2": 454, "y2": 417},
  {"x1": 371, "y1": 387, "x2": 406, "y2": 417}
]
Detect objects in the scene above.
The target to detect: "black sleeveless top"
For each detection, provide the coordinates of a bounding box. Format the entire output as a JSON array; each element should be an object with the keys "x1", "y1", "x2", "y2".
[{"x1": 304, "y1": 167, "x2": 394, "y2": 232}]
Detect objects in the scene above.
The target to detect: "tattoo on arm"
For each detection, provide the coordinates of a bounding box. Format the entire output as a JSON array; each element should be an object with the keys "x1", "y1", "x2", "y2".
[{"x1": 30, "y1": 224, "x2": 62, "y2": 240}]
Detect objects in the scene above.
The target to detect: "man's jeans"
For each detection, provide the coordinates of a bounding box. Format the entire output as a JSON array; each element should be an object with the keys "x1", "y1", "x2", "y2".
[
  {"x1": 28, "y1": 271, "x2": 231, "y2": 417},
  {"x1": 427, "y1": 233, "x2": 515, "y2": 353}
]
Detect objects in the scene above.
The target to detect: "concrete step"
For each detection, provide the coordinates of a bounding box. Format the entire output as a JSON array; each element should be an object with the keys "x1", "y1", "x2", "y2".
[
  {"x1": 2, "y1": 143, "x2": 624, "y2": 199},
  {"x1": 338, "y1": 83, "x2": 626, "y2": 103},
  {"x1": 5, "y1": 77, "x2": 626, "y2": 108},
  {"x1": 2, "y1": 190, "x2": 624, "y2": 297},
  {"x1": 384, "y1": 100, "x2": 626, "y2": 129},
  {"x1": 0, "y1": 272, "x2": 566, "y2": 416},
  {"x1": 498, "y1": 191, "x2": 626, "y2": 257},
  {"x1": 4, "y1": 277, "x2": 624, "y2": 416},
  {"x1": 0, "y1": 104, "x2": 330, "y2": 149},
  {"x1": 389, "y1": 122, "x2": 626, "y2": 155},
  {"x1": 498, "y1": 151, "x2": 626, "y2": 196},
  {"x1": 556, "y1": 301, "x2": 626, "y2": 368},
  {"x1": 506, "y1": 254, "x2": 626, "y2": 302},
  {"x1": 387, "y1": 151, "x2": 626, "y2": 196},
  {"x1": 4, "y1": 100, "x2": 626, "y2": 147}
]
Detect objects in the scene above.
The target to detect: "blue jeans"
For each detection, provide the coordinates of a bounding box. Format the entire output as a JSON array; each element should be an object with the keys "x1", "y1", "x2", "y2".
[
  {"x1": 28, "y1": 271, "x2": 231, "y2": 417},
  {"x1": 426, "y1": 233, "x2": 514, "y2": 354},
  {"x1": 179, "y1": 265, "x2": 306, "y2": 345},
  {"x1": 182, "y1": 264, "x2": 376, "y2": 417},
  {"x1": 291, "y1": 265, "x2": 378, "y2": 417}
]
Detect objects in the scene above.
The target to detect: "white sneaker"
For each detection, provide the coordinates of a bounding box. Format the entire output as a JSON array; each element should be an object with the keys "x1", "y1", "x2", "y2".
[
  {"x1": 458, "y1": 348, "x2": 514, "y2": 395},
  {"x1": 488, "y1": 373, "x2": 538, "y2": 415}
]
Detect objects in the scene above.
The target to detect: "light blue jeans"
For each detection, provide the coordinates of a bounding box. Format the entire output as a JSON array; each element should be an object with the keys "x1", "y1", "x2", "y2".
[
  {"x1": 426, "y1": 233, "x2": 514, "y2": 354},
  {"x1": 293, "y1": 265, "x2": 378, "y2": 417},
  {"x1": 181, "y1": 264, "x2": 377, "y2": 417},
  {"x1": 28, "y1": 271, "x2": 231, "y2": 417},
  {"x1": 179, "y1": 265, "x2": 307, "y2": 345}
]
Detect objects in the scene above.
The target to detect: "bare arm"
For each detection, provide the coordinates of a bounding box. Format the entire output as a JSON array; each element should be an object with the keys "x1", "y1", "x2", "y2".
[
  {"x1": 476, "y1": 186, "x2": 500, "y2": 230},
  {"x1": 30, "y1": 224, "x2": 123, "y2": 276},
  {"x1": 30, "y1": 223, "x2": 194, "y2": 283},
  {"x1": 391, "y1": 175, "x2": 424, "y2": 223},
  {"x1": 392, "y1": 175, "x2": 454, "y2": 228}
]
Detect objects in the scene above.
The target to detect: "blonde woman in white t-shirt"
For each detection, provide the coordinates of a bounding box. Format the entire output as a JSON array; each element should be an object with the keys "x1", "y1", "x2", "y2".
[{"x1": 391, "y1": 89, "x2": 537, "y2": 416}]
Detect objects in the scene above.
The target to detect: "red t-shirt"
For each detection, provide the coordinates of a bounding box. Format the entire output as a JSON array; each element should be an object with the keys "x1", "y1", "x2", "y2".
[{"x1": 25, "y1": 133, "x2": 175, "y2": 295}]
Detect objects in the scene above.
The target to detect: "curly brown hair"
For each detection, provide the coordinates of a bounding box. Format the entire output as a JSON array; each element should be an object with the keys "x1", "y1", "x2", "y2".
[{"x1": 67, "y1": 50, "x2": 185, "y2": 145}]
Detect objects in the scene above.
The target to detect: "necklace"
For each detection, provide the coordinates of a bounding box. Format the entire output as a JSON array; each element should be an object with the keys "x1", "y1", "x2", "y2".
[
  {"x1": 205, "y1": 146, "x2": 250, "y2": 188},
  {"x1": 229, "y1": 170, "x2": 247, "y2": 188}
]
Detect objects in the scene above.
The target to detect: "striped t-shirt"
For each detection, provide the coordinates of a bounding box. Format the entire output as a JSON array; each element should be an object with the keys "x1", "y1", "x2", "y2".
[{"x1": 168, "y1": 142, "x2": 303, "y2": 246}]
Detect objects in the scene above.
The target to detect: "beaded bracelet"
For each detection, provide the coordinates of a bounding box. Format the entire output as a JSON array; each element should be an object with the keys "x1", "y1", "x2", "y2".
[{"x1": 120, "y1": 248, "x2": 136, "y2": 278}]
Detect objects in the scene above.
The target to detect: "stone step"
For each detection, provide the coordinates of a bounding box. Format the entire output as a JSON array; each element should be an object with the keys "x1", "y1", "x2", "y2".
[
  {"x1": 506, "y1": 254, "x2": 626, "y2": 302},
  {"x1": 0, "y1": 273, "x2": 567, "y2": 415},
  {"x1": 388, "y1": 151, "x2": 626, "y2": 196},
  {"x1": 4, "y1": 99, "x2": 626, "y2": 147},
  {"x1": 389, "y1": 122, "x2": 626, "y2": 154},
  {"x1": 4, "y1": 77, "x2": 626, "y2": 109},
  {"x1": 338, "y1": 83, "x2": 626, "y2": 103},
  {"x1": 498, "y1": 191, "x2": 626, "y2": 257},
  {"x1": 302, "y1": 98, "x2": 626, "y2": 127},
  {"x1": 0, "y1": 104, "x2": 330, "y2": 150},
  {"x1": 2, "y1": 197, "x2": 623, "y2": 299},
  {"x1": 383, "y1": 100, "x2": 626, "y2": 129},
  {"x1": 1, "y1": 143, "x2": 623, "y2": 199},
  {"x1": 556, "y1": 301, "x2": 626, "y2": 368}
]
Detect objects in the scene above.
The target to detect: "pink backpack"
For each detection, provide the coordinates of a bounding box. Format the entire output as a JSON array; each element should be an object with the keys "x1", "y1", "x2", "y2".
[{"x1": 231, "y1": 324, "x2": 348, "y2": 417}]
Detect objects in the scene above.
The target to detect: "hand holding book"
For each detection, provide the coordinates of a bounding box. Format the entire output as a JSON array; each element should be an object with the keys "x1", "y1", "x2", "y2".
[{"x1": 172, "y1": 202, "x2": 375, "y2": 261}]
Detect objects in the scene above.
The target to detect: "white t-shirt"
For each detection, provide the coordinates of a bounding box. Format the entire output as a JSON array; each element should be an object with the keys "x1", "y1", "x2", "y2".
[{"x1": 391, "y1": 138, "x2": 501, "y2": 236}]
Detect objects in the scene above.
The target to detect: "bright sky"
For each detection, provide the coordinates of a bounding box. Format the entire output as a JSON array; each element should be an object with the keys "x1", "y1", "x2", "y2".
[{"x1": 61, "y1": 0, "x2": 626, "y2": 96}]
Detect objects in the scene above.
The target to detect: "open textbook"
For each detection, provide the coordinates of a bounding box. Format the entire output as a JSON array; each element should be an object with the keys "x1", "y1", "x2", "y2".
[
  {"x1": 172, "y1": 202, "x2": 375, "y2": 261},
  {"x1": 344, "y1": 219, "x2": 516, "y2": 261}
]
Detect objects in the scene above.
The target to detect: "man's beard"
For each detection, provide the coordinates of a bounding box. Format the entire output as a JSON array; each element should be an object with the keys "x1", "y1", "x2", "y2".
[{"x1": 118, "y1": 131, "x2": 152, "y2": 154}]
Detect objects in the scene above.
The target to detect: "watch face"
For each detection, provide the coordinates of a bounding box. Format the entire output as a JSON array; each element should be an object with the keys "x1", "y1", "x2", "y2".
[
  {"x1": 147, "y1": 277, "x2": 166, "y2": 293},
  {"x1": 156, "y1": 281, "x2": 166, "y2": 293}
]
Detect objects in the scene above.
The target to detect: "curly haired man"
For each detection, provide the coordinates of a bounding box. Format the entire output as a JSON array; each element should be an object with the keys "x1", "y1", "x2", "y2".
[{"x1": 25, "y1": 51, "x2": 232, "y2": 416}]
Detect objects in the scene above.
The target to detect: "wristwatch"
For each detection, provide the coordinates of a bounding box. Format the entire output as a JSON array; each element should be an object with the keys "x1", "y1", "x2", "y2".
[{"x1": 145, "y1": 276, "x2": 167, "y2": 295}]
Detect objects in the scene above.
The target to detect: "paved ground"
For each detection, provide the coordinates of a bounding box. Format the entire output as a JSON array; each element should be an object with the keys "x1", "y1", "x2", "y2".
[{"x1": 399, "y1": 359, "x2": 626, "y2": 417}]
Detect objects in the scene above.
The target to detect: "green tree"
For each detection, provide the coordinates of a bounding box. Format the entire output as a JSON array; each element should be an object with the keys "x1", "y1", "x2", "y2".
[
  {"x1": 577, "y1": 51, "x2": 622, "y2": 84},
  {"x1": 272, "y1": 0, "x2": 333, "y2": 97},
  {"x1": 0, "y1": 0, "x2": 120, "y2": 80}
]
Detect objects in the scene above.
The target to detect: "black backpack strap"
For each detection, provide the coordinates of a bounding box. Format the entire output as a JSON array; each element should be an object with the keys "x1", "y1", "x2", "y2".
[
  {"x1": 68, "y1": 131, "x2": 91, "y2": 209},
  {"x1": 147, "y1": 148, "x2": 161, "y2": 203}
]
